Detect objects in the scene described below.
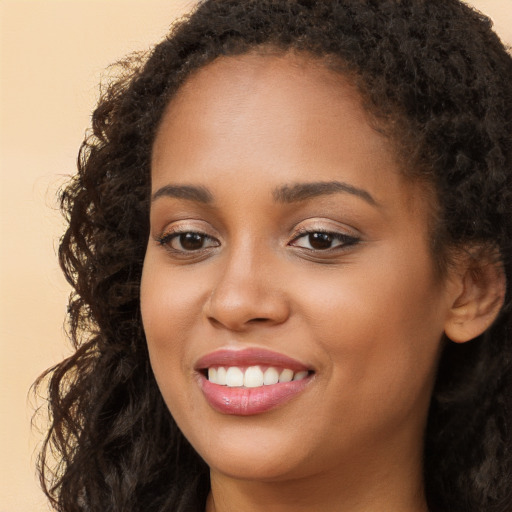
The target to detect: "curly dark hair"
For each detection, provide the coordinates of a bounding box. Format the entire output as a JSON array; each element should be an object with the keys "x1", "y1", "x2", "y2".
[{"x1": 34, "y1": 1, "x2": 512, "y2": 511}]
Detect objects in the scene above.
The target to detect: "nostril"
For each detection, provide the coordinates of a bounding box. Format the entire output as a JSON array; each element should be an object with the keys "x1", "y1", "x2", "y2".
[{"x1": 248, "y1": 317, "x2": 270, "y2": 323}]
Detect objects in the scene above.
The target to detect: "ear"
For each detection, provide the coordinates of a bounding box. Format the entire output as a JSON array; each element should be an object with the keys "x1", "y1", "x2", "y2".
[{"x1": 444, "y1": 251, "x2": 506, "y2": 343}]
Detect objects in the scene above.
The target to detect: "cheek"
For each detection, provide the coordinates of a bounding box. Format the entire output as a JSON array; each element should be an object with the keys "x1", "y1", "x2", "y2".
[
  {"x1": 140, "y1": 253, "x2": 203, "y2": 389},
  {"x1": 141, "y1": 254, "x2": 208, "y2": 344},
  {"x1": 140, "y1": 255, "x2": 207, "y2": 421},
  {"x1": 300, "y1": 264, "x2": 442, "y2": 340},
  {"x1": 294, "y1": 245, "x2": 446, "y2": 396}
]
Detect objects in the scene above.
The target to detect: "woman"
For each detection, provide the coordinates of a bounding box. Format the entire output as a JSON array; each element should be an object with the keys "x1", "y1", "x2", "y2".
[{"x1": 36, "y1": 1, "x2": 512, "y2": 511}]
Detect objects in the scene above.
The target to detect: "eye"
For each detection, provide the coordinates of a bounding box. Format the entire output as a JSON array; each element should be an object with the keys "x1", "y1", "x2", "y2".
[
  {"x1": 158, "y1": 231, "x2": 220, "y2": 252},
  {"x1": 290, "y1": 231, "x2": 359, "y2": 251}
]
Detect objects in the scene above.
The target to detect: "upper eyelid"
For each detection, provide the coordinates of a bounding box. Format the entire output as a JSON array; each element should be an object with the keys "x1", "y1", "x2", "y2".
[
  {"x1": 290, "y1": 229, "x2": 360, "y2": 244},
  {"x1": 158, "y1": 230, "x2": 215, "y2": 241},
  {"x1": 153, "y1": 218, "x2": 361, "y2": 242},
  {"x1": 154, "y1": 219, "x2": 219, "y2": 237},
  {"x1": 290, "y1": 221, "x2": 361, "y2": 239}
]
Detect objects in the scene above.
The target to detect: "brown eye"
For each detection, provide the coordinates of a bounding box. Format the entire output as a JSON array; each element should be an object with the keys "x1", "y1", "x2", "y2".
[
  {"x1": 290, "y1": 231, "x2": 359, "y2": 251},
  {"x1": 308, "y1": 232, "x2": 334, "y2": 250},
  {"x1": 178, "y1": 232, "x2": 207, "y2": 251},
  {"x1": 158, "y1": 231, "x2": 219, "y2": 252}
]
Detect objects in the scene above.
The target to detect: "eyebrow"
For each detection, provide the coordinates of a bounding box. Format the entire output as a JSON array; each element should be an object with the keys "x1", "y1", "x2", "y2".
[
  {"x1": 273, "y1": 181, "x2": 378, "y2": 206},
  {"x1": 151, "y1": 184, "x2": 213, "y2": 203},
  {"x1": 151, "y1": 180, "x2": 378, "y2": 207}
]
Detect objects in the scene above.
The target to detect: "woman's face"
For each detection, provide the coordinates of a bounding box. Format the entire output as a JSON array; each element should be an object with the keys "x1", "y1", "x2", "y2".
[{"x1": 141, "y1": 53, "x2": 456, "y2": 484}]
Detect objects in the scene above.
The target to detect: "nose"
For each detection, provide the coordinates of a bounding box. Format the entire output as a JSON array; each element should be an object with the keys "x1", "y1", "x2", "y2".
[{"x1": 204, "y1": 247, "x2": 290, "y2": 332}]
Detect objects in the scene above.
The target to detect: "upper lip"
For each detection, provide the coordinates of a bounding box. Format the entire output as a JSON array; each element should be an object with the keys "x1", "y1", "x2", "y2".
[{"x1": 195, "y1": 348, "x2": 312, "y2": 372}]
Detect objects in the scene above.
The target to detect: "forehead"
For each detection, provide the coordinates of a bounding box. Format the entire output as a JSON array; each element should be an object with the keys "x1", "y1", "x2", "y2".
[
  {"x1": 169, "y1": 50, "x2": 360, "y2": 107},
  {"x1": 158, "y1": 51, "x2": 368, "y2": 131},
  {"x1": 151, "y1": 51, "x2": 424, "y2": 211}
]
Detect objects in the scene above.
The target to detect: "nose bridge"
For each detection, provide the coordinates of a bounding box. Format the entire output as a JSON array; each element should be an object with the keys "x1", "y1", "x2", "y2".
[{"x1": 205, "y1": 233, "x2": 289, "y2": 330}]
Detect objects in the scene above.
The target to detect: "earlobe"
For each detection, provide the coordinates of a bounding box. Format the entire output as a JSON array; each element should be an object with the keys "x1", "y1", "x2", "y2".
[{"x1": 444, "y1": 256, "x2": 506, "y2": 344}]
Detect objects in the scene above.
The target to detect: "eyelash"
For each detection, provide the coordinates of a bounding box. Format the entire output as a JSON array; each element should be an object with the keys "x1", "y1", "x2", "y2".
[
  {"x1": 157, "y1": 227, "x2": 360, "y2": 255},
  {"x1": 288, "y1": 228, "x2": 360, "y2": 252},
  {"x1": 157, "y1": 230, "x2": 219, "y2": 253}
]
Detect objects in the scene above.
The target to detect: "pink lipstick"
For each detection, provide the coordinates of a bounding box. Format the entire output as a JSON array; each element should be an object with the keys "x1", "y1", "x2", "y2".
[{"x1": 195, "y1": 348, "x2": 314, "y2": 415}]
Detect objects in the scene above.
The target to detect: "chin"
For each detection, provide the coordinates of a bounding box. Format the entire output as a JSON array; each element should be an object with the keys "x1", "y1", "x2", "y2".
[{"x1": 181, "y1": 414, "x2": 319, "y2": 482}]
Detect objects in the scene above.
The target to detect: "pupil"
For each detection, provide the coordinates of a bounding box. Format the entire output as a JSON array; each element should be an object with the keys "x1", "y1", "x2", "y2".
[
  {"x1": 309, "y1": 232, "x2": 333, "y2": 250},
  {"x1": 180, "y1": 233, "x2": 204, "y2": 250}
]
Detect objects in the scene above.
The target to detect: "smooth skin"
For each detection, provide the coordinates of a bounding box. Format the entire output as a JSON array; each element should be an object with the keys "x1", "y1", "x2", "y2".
[{"x1": 141, "y1": 52, "x2": 504, "y2": 512}]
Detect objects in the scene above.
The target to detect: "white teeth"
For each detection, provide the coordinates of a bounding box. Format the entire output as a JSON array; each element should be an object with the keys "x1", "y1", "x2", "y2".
[
  {"x1": 225, "y1": 367, "x2": 244, "y2": 387},
  {"x1": 207, "y1": 365, "x2": 309, "y2": 387},
  {"x1": 208, "y1": 367, "x2": 217, "y2": 384},
  {"x1": 216, "y1": 367, "x2": 227, "y2": 385},
  {"x1": 279, "y1": 369, "x2": 294, "y2": 383},
  {"x1": 263, "y1": 367, "x2": 279, "y2": 385},
  {"x1": 244, "y1": 366, "x2": 264, "y2": 387}
]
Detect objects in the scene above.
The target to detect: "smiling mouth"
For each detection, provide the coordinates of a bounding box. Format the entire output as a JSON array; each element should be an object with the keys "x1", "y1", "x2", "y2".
[
  {"x1": 195, "y1": 349, "x2": 315, "y2": 415},
  {"x1": 203, "y1": 365, "x2": 312, "y2": 388}
]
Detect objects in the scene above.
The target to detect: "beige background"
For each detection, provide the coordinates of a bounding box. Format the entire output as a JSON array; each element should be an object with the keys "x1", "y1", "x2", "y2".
[{"x1": 0, "y1": 1, "x2": 510, "y2": 510}]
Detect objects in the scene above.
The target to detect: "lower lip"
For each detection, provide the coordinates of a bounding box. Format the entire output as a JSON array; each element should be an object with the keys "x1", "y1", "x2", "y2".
[{"x1": 198, "y1": 374, "x2": 312, "y2": 416}]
